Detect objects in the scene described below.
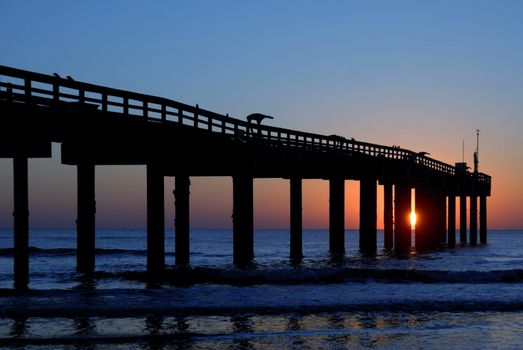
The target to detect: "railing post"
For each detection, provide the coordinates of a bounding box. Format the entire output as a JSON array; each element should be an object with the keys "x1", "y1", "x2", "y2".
[
  {"x1": 290, "y1": 177, "x2": 303, "y2": 261},
  {"x1": 79, "y1": 90, "x2": 85, "y2": 103},
  {"x1": 178, "y1": 108, "x2": 183, "y2": 125},
  {"x1": 161, "y1": 104, "x2": 166, "y2": 122},
  {"x1": 101, "y1": 93, "x2": 107, "y2": 112},
  {"x1": 360, "y1": 178, "x2": 377, "y2": 253},
  {"x1": 123, "y1": 97, "x2": 129, "y2": 115},
  {"x1": 52, "y1": 80, "x2": 59, "y2": 102},
  {"x1": 13, "y1": 154, "x2": 29, "y2": 290},
  {"x1": 143, "y1": 101, "x2": 148, "y2": 119},
  {"x1": 384, "y1": 183, "x2": 394, "y2": 249},
  {"x1": 174, "y1": 175, "x2": 190, "y2": 265},
  {"x1": 24, "y1": 79, "x2": 32, "y2": 103},
  {"x1": 194, "y1": 104, "x2": 199, "y2": 128},
  {"x1": 222, "y1": 115, "x2": 227, "y2": 134},
  {"x1": 329, "y1": 177, "x2": 345, "y2": 255}
]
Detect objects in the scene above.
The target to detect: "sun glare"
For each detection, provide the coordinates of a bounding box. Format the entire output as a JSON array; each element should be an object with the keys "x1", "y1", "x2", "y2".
[{"x1": 410, "y1": 210, "x2": 417, "y2": 228}]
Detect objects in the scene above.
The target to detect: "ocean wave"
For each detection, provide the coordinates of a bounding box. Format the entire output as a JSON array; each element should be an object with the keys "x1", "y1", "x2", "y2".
[
  {"x1": 2, "y1": 287, "x2": 523, "y2": 318},
  {"x1": 0, "y1": 247, "x2": 147, "y2": 256},
  {"x1": 100, "y1": 266, "x2": 523, "y2": 285}
]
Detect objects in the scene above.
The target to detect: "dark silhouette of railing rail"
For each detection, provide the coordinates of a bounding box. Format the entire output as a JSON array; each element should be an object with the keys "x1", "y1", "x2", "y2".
[{"x1": 0, "y1": 65, "x2": 490, "y2": 185}]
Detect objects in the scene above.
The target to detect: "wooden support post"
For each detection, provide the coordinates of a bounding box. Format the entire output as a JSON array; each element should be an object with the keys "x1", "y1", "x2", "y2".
[
  {"x1": 480, "y1": 195, "x2": 487, "y2": 244},
  {"x1": 13, "y1": 155, "x2": 29, "y2": 290},
  {"x1": 77, "y1": 162, "x2": 96, "y2": 273},
  {"x1": 460, "y1": 194, "x2": 467, "y2": 244},
  {"x1": 329, "y1": 177, "x2": 345, "y2": 255},
  {"x1": 394, "y1": 183, "x2": 411, "y2": 252},
  {"x1": 174, "y1": 175, "x2": 190, "y2": 265},
  {"x1": 415, "y1": 186, "x2": 436, "y2": 252},
  {"x1": 447, "y1": 195, "x2": 456, "y2": 247},
  {"x1": 290, "y1": 177, "x2": 303, "y2": 261},
  {"x1": 470, "y1": 194, "x2": 478, "y2": 245},
  {"x1": 233, "y1": 175, "x2": 254, "y2": 266},
  {"x1": 359, "y1": 178, "x2": 377, "y2": 253},
  {"x1": 147, "y1": 163, "x2": 165, "y2": 276},
  {"x1": 438, "y1": 192, "x2": 447, "y2": 244},
  {"x1": 384, "y1": 183, "x2": 393, "y2": 249}
]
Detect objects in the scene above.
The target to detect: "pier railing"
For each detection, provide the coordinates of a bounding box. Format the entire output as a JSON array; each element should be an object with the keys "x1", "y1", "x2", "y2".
[{"x1": 0, "y1": 65, "x2": 490, "y2": 185}]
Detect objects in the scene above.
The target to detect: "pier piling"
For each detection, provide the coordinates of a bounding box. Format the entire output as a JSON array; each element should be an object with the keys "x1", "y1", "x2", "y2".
[
  {"x1": 480, "y1": 195, "x2": 487, "y2": 244},
  {"x1": 174, "y1": 175, "x2": 190, "y2": 265},
  {"x1": 359, "y1": 178, "x2": 377, "y2": 253},
  {"x1": 233, "y1": 175, "x2": 254, "y2": 265},
  {"x1": 415, "y1": 186, "x2": 437, "y2": 251},
  {"x1": 447, "y1": 194, "x2": 456, "y2": 247},
  {"x1": 13, "y1": 155, "x2": 29, "y2": 290},
  {"x1": 470, "y1": 194, "x2": 478, "y2": 245},
  {"x1": 460, "y1": 194, "x2": 467, "y2": 244},
  {"x1": 76, "y1": 162, "x2": 96, "y2": 273},
  {"x1": 290, "y1": 177, "x2": 303, "y2": 260},
  {"x1": 146, "y1": 163, "x2": 165, "y2": 276},
  {"x1": 438, "y1": 192, "x2": 447, "y2": 244},
  {"x1": 394, "y1": 183, "x2": 411, "y2": 252},
  {"x1": 329, "y1": 177, "x2": 345, "y2": 255},
  {"x1": 384, "y1": 183, "x2": 393, "y2": 249}
]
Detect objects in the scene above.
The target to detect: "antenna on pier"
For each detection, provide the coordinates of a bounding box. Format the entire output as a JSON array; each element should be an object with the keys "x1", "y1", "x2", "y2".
[
  {"x1": 462, "y1": 139, "x2": 465, "y2": 163},
  {"x1": 473, "y1": 129, "x2": 479, "y2": 174}
]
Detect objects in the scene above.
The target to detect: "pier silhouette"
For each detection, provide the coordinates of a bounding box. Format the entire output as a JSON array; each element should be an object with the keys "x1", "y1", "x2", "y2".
[{"x1": 0, "y1": 65, "x2": 491, "y2": 289}]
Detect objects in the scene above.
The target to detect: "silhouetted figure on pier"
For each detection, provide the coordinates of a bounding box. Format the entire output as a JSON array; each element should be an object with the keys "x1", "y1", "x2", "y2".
[
  {"x1": 246, "y1": 113, "x2": 273, "y2": 125},
  {"x1": 329, "y1": 134, "x2": 346, "y2": 147},
  {"x1": 246, "y1": 113, "x2": 273, "y2": 136}
]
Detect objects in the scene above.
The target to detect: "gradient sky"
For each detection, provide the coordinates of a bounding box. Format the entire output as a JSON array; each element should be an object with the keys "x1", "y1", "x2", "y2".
[{"x1": 1, "y1": 0, "x2": 522, "y2": 229}]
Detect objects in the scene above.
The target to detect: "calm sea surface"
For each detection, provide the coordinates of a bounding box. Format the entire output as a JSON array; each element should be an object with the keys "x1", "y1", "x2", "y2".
[{"x1": 1, "y1": 229, "x2": 523, "y2": 349}]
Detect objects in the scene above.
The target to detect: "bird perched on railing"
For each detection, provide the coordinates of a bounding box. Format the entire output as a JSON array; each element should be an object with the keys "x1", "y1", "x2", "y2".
[
  {"x1": 53, "y1": 73, "x2": 61, "y2": 78},
  {"x1": 66, "y1": 75, "x2": 74, "y2": 81},
  {"x1": 246, "y1": 113, "x2": 273, "y2": 125}
]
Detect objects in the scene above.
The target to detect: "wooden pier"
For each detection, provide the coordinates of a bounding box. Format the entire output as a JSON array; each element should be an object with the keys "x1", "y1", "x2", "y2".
[{"x1": 0, "y1": 65, "x2": 491, "y2": 289}]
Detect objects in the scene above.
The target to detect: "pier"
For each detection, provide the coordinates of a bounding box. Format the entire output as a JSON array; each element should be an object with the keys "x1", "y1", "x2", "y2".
[{"x1": 0, "y1": 65, "x2": 491, "y2": 289}]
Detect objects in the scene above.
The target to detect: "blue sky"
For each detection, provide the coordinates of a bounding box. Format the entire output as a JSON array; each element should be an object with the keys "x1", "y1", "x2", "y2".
[{"x1": 1, "y1": 1, "x2": 522, "y2": 228}]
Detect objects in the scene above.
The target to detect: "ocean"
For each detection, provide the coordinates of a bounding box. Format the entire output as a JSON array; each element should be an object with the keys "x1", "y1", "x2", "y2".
[{"x1": 1, "y1": 229, "x2": 523, "y2": 349}]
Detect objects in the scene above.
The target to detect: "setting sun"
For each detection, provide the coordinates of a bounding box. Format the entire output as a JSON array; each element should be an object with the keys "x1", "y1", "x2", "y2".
[{"x1": 410, "y1": 210, "x2": 417, "y2": 228}]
